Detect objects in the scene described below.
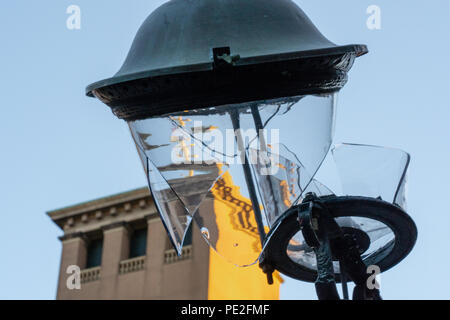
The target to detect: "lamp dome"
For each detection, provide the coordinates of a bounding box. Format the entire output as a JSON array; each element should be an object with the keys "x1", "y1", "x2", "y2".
[{"x1": 87, "y1": 0, "x2": 367, "y2": 120}]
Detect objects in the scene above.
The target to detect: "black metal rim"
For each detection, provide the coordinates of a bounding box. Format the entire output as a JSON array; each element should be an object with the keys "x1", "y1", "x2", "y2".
[
  {"x1": 87, "y1": 49, "x2": 364, "y2": 121},
  {"x1": 86, "y1": 44, "x2": 367, "y2": 95},
  {"x1": 262, "y1": 196, "x2": 418, "y2": 283}
]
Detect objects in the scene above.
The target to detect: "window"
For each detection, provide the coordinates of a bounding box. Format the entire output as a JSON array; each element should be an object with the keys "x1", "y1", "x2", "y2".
[
  {"x1": 86, "y1": 238, "x2": 103, "y2": 268},
  {"x1": 129, "y1": 228, "x2": 147, "y2": 258}
]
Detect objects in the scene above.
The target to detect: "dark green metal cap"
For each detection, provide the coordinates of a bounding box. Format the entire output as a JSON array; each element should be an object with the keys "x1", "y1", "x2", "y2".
[{"x1": 87, "y1": 0, "x2": 368, "y2": 121}]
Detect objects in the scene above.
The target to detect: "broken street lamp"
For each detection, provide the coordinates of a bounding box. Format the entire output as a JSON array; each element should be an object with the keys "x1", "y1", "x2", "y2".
[{"x1": 87, "y1": 0, "x2": 417, "y2": 300}]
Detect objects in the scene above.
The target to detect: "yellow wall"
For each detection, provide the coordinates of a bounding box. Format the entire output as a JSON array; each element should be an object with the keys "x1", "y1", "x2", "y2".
[
  {"x1": 207, "y1": 170, "x2": 282, "y2": 300},
  {"x1": 208, "y1": 249, "x2": 283, "y2": 300}
]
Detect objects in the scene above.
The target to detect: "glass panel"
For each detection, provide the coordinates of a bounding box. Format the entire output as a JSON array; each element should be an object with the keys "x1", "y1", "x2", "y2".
[
  {"x1": 130, "y1": 119, "x2": 227, "y2": 215},
  {"x1": 129, "y1": 117, "x2": 227, "y2": 254},
  {"x1": 335, "y1": 217, "x2": 394, "y2": 261},
  {"x1": 246, "y1": 94, "x2": 337, "y2": 227},
  {"x1": 194, "y1": 94, "x2": 336, "y2": 266},
  {"x1": 183, "y1": 223, "x2": 193, "y2": 246},
  {"x1": 332, "y1": 143, "x2": 410, "y2": 209},
  {"x1": 394, "y1": 172, "x2": 408, "y2": 210},
  {"x1": 304, "y1": 179, "x2": 335, "y2": 197},
  {"x1": 193, "y1": 165, "x2": 265, "y2": 267},
  {"x1": 129, "y1": 93, "x2": 337, "y2": 265},
  {"x1": 287, "y1": 217, "x2": 395, "y2": 273},
  {"x1": 145, "y1": 156, "x2": 193, "y2": 253},
  {"x1": 250, "y1": 146, "x2": 314, "y2": 226},
  {"x1": 284, "y1": 143, "x2": 408, "y2": 273}
]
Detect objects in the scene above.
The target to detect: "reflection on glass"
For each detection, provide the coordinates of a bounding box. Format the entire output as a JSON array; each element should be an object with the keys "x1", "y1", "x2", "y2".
[
  {"x1": 194, "y1": 165, "x2": 264, "y2": 267},
  {"x1": 287, "y1": 217, "x2": 395, "y2": 274},
  {"x1": 129, "y1": 117, "x2": 228, "y2": 253},
  {"x1": 128, "y1": 94, "x2": 337, "y2": 265}
]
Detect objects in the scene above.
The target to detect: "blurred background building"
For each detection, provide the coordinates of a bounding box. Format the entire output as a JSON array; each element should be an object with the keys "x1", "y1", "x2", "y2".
[{"x1": 48, "y1": 187, "x2": 282, "y2": 300}]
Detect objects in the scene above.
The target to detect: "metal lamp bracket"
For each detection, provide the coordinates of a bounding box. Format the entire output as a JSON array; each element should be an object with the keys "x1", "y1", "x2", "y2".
[{"x1": 296, "y1": 193, "x2": 382, "y2": 300}]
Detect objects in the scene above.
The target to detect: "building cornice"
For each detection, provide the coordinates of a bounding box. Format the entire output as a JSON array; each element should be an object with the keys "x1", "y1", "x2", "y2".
[
  {"x1": 47, "y1": 187, "x2": 158, "y2": 232},
  {"x1": 47, "y1": 187, "x2": 150, "y2": 220}
]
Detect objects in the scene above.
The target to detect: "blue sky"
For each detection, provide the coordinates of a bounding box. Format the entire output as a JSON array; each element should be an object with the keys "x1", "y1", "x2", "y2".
[{"x1": 0, "y1": 0, "x2": 449, "y2": 299}]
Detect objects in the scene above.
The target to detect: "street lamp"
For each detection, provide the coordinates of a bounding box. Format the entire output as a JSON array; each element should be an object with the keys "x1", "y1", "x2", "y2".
[{"x1": 87, "y1": 0, "x2": 417, "y2": 300}]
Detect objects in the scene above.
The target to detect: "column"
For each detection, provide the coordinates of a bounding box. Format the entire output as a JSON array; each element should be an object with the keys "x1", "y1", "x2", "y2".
[
  {"x1": 57, "y1": 233, "x2": 87, "y2": 300},
  {"x1": 99, "y1": 222, "x2": 130, "y2": 299},
  {"x1": 143, "y1": 215, "x2": 167, "y2": 299}
]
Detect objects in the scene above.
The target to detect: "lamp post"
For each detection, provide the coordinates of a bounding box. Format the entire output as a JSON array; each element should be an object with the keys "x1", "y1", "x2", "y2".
[{"x1": 87, "y1": 0, "x2": 417, "y2": 300}]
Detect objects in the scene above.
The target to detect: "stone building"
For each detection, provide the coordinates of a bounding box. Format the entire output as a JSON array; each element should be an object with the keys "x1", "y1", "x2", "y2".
[{"x1": 48, "y1": 187, "x2": 282, "y2": 300}]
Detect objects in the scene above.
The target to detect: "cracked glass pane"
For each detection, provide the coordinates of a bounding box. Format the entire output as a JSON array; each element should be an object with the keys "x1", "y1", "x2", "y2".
[
  {"x1": 129, "y1": 93, "x2": 337, "y2": 265},
  {"x1": 332, "y1": 143, "x2": 410, "y2": 210},
  {"x1": 129, "y1": 117, "x2": 228, "y2": 253},
  {"x1": 193, "y1": 94, "x2": 336, "y2": 266},
  {"x1": 285, "y1": 143, "x2": 409, "y2": 273},
  {"x1": 246, "y1": 94, "x2": 337, "y2": 228}
]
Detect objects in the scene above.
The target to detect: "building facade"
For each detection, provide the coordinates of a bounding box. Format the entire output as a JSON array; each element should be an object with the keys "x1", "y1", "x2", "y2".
[{"x1": 48, "y1": 187, "x2": 282, "y2": 300}]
